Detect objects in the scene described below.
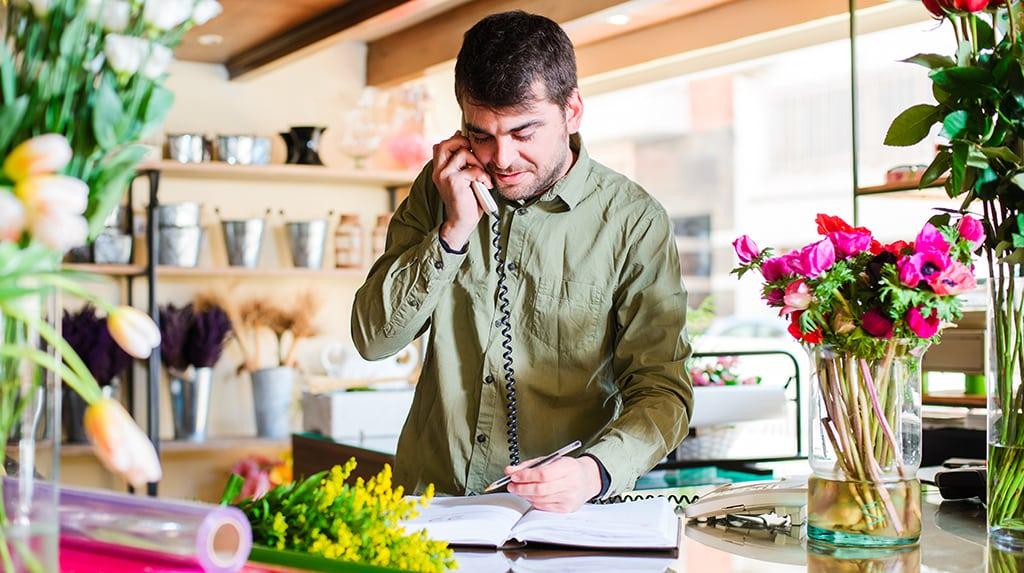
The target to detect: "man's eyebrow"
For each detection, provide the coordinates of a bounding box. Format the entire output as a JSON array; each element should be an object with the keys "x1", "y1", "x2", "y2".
[{"x1": 464, "y1": 120, "x2": 544, "y2": 135}]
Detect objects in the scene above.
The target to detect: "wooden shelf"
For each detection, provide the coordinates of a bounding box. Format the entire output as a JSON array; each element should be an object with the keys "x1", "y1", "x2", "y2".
[
  {"x1": 856, "y1": 177, "x2": 947, "y2": 196},
  {"x1": 138, "y1": 160, "x2": 418, "y2": 188},
  {"x1": 922, "y1": 391, "x2": 986, "y2": 408},
  {"x1": 156, "y1": 265, "x2": 367, "y2": 279},
  {"x1": 63, "y1": 263, "x2": 146, "y2": 276},
  {"x1": 61, "y1": 436, "x2": 289, "y2": 456}
]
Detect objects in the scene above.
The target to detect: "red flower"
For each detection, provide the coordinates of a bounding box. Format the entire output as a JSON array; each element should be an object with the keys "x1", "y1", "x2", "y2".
[
  {"x1": 923, "y1": 0, "x2": 946, "y2": 17},
  {"x1": 787, "y1": 311, "x2": 823, "y2": 344},
  {"x1": 861, "y1": 308, "x2": 895, "y2": 339},
  {"x1": 953, "y1": 0, "x2": 989, "y2": 11}
]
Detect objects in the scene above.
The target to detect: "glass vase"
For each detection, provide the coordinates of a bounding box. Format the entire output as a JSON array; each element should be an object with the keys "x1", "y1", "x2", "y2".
[
  {"x1": 988, "y1": 280, "x2": 1024, "y2": 551},
  {"x1": 806, "y1": 342, "x2": 924, "y2": 547},
  {"x1": 0, "y1": 292, "x2": 61, "y2": 572}
]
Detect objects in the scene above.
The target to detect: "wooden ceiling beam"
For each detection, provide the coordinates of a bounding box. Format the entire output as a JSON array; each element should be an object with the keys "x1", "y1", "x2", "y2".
[
  {"x1": 365, "y1": 0, "x2": 628, "y2": 87},
  {"x1": 226, "y1": 0, "x2": 412, "y2": 80},
  {"x1": 575, "y1": 0, "x2": 890, "y2": 82}
]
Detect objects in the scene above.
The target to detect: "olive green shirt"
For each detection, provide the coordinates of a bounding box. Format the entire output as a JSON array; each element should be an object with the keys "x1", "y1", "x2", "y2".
[{"x1": 351, "y1": 135, "x2": 693, "y2": 497}]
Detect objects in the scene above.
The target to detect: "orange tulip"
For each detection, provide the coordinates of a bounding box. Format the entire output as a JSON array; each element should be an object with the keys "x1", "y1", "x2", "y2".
[
  {"x1": 2, "y1": 134, "x2": 72, "y2": 182},
  {"x1": 84, "y1": 398, "x2": 162, "y2": 488}
]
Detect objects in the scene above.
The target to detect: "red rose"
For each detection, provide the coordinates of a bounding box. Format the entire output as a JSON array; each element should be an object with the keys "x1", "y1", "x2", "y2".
[{"x1": 954, "y1": 0, "x2": 989, "y2": 10}]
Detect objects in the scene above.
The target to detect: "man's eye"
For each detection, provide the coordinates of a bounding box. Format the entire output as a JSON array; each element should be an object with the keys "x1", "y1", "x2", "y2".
[
  {"x1": 515, "y1": 133, "x2": 534, "y2": 142},
  {"x1": 471, "y1": 134, "x2": 491, "y2": 143}
]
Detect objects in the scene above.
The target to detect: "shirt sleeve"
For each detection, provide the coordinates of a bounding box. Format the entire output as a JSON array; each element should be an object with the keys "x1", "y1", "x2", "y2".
[
  {"x1": 583, "y1": 207, "x2": 694, "y2": 497},
  {"x1": 351, "y1": 162, "x2": 468, "y2": 360}
]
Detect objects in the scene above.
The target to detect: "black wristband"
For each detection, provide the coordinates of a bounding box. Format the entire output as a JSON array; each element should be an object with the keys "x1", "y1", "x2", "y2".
[
  {"x1": 582, "y1": 453, "x2": 611, "y2": 500},
  {"x1": 438, "y1": 230, "x2": 468, "y2": 255}
]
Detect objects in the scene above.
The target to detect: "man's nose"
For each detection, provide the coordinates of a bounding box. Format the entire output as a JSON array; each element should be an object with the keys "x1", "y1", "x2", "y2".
[{"x1": 493, "y1": 138, "x2": 516, "y2": 170}]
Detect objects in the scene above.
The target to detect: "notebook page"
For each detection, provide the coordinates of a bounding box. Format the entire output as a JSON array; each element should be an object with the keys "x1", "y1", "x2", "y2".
[
  {"x1": 508, "y1": 497, "x2": 678, "y2": 549},
  {"x1": 402, "y1": 493, "x2": 532, "y2": 547},
  {"x1": 511, "y1": 553, "x2": 676, "y2": 573}
]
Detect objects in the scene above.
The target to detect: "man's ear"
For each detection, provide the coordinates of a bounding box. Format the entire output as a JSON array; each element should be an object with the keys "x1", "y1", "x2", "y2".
[{"x1": 564, "y1": 88, "x2": 583, "y2": 134}]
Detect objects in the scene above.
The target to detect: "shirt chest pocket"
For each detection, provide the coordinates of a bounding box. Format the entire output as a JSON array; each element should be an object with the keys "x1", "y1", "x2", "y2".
[{"x1": 526, "y1": 277, "x2": 605, "y2": 356}]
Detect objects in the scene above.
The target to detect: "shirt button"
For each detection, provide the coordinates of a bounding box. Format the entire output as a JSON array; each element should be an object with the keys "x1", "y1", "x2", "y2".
[
  {"x1": 406, "y1": 296, "x2": 419, "y2": 308},
  {"x1": 484, "y1": 375, "x2": 494, "y2": 385},
  {"x1": 507, "y1": 262, "x2": 517, "y2": 273},
  {"x1": 433, "y1": 260, "x2": 444, "y2": 270},
  {"x1": 476, "y1": 434, "x2": 487, "y2": 443},
  {"x1": 495, "y1": 319, "x2": 503, "y2": 328},
  {"x1": 517, "y1": 207, "x2": 527, "y2": 216}
]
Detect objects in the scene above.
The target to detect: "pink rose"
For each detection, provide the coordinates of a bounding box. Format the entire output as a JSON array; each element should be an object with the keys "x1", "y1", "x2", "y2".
[
  {"x1": 732, "y1": 235, "x2": 760, "y2": 263},
  {"x1": 915, "y1": 223, "x2": 950, "y2": 255},
  {"x1": 690, "y1": 368, "x2": 710, "y2": 387},
  {"x1": 861, "y1": 308, "x2": 894, "y2": 339},
  {"x1": 782, "y1": 251, "x2": 804, "y2": 276},
  {"x1": 958, "y1": 215, "x2": 984, "y2": 246},
  {"x1": 929, "y1": 262, "x2": 977, "y2": 295},
  {"x1": 828, "y1": 230, "x2": 873, "y2": 258},
  {"x1": 797, "y1": 239, "x2": 836, "y2": 278},
  {"x1": 761, "y1": 257, "x2": 792, "y2": 282},
  {"x1": 906, "y1": 306, "x2": 940, "y2": 338},
  {"x1": 781, "y1": 279, "x2": 813, "y2": 316},
  {"x1": 898, "y1": 250, "x2": 951, "y2": 287}
]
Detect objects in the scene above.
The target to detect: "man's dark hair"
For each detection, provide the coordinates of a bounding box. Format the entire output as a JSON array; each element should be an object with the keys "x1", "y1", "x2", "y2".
[{"x1": 454, "y1": 11, "x2": 578, "y2": 110}]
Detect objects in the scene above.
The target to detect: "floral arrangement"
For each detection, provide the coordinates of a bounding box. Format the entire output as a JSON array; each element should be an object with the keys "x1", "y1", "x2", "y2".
[
  {"x1": 885, "y1": 0, "x2": 1024, "y2": 539},
  {"x1": 733, "y1": 213, "x2": 977, "y2": 540},
  {"x1": 159, "y1": 300, "x2": 232, "y2": 374},
  {"x1": 227, "y1": 453, "x2": 293, "y2": 502},
  {"x1": 63, "y1": 305, "x2": 133, "y2": 387},
  {"x1": 221, "y1": 459, "x2": 455, "y2": 573},
  {"x1": 690, "y1": 356, "x2": 761, "y2": 387},
  {"x1": 732, "y1": 214, "x2": 978, "y2": 355}
]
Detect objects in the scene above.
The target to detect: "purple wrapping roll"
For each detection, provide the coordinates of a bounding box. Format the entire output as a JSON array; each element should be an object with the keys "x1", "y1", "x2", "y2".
[{"x1": 54, "y1": 481, "x2": 252, "y2": 573}]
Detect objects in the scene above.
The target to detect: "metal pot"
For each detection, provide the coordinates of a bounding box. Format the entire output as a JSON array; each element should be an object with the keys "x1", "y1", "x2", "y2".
[
  {"x1": 102, "y1": 206, "x2": 129, "y2": 233},
  {"x1": 165, "y1": 133, "x2": 211, "y2": 164},
  {"x1": 286, "y1": 219, "x2": 327, "y2": 268},
  {"x1": 169, "y1": 367, "x2": 213, "y2": 442},
  {"x1": 92, "y1": 231, "x2": 133, "y2": 265},
  {"x1": 158, "y1": 226, "x2": 203, "y2": 267},
  {"x1": 157, "y1": 202, "x2": 201, "y2": 228},
  {"x1": 221, "y1": 219, "x2": 264, "y2": 268},
  {"x1": 251, "y1": 366, "x2": 295, "y2": 439},
  {"x1": 215, "y1": 135, "x2": 272, "y2": 165}
]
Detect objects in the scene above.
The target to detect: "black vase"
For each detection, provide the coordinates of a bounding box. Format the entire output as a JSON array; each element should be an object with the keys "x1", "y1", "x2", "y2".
[
  {"x1": 279, "y1": 131, "x2": 296, "y2": 164},
  {"x1": 285, "y1": 126, "x2": 326, "y2": 165}
]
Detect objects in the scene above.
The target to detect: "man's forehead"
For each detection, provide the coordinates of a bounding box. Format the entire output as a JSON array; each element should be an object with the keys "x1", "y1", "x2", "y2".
[{"x1": 463, "y1": 100, "x2": 556, "y2": 133}]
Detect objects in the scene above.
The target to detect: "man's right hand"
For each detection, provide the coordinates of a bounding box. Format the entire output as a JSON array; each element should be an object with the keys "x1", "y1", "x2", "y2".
[{"x1": 432, "y1": 131, "x2": 493, "y2": 251}]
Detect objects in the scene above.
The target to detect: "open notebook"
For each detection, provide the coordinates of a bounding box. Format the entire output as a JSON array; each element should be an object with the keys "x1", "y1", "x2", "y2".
[{"x1": 402, "y1": 493, "x2": 679, "y2": 552}]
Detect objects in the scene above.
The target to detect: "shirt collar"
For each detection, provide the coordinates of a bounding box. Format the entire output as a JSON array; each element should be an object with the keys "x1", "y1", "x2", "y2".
[{"x1": 539, "y1": 133, "x2": 592, "y2": 210}]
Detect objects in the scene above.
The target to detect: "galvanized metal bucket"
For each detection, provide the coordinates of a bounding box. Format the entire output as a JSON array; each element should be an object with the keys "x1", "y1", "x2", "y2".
[
  {"x1": 250, "y1": 366, "x2": 294, "y2": 439},
  {"x1": 169, "y1": 367, "x2": 213, "y2": 442},
  {"x1": 285, "y1": 219, "x2": 327, "y2": 268},
  {"x1": 221, "y1": 218, "x2": 265, "y2": 268}
]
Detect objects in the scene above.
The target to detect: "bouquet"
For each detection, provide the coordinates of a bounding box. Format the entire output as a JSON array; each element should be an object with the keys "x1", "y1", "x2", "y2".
[
  {"x1": 884, "y1": 0, "x2": 1024, "y2": 542},
  {"x1": 220, "y1": 459, "x2": 455, "y2": 572},
  {"x1": 732, "y1": 213, "x2": 977, "y2": 542}
]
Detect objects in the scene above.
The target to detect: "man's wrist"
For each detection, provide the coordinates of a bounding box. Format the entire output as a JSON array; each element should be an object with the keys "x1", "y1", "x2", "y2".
[
  {"x1": 439, "y1": 221, "x2": 472, "y2": 252},
  {"x1": 577, "y1": 455, "x2": 604, "y2": 501}
]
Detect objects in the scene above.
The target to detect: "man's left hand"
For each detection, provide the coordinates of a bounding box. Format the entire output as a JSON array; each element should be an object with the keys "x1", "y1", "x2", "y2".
[{"x1": 505, "y1": 456, "x2": 602, "y2": 512}]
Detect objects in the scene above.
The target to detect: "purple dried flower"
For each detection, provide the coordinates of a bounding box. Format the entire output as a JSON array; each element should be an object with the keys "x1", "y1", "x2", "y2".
[
  {"x1": 62, "y1": 306, "x2": 132, "y2": 386},
  {"x1": 160, "y1": 303, "x2": 194, "y2": 372},
  {"x1": 185, "y1": 305, "x2": 233, "y2": 368}
]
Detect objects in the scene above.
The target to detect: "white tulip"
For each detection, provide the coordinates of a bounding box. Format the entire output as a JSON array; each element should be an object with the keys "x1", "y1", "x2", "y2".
[
  {"x1": 15, "y1": 175, "x2": 89, "y2": 216},
  {"x1": 143, "y1": 0, "x2": 193, "y2": 31},
  {"x1": 99, "y1": 0, "x2": 132, "y2": 33},
  {"x1": 107, "y1": 306, "x2": 162, "y2": 359},
  {"x1": 141, "y1": 43, "x2": 173, "y2": 79},
  {"x1": 191, "y1": 0, "x2": 222, "y2": 25},
  {"x1": 2, "y1": 133, "x2": 72, "y2": 182},
  {"x1": 104, "y1": 34, "x2": 146, "y2": 75},
  {"x1": 30, "y1": 210, "x2": 88, "y2": 252},
  {"x1": 0, "y1": 192, "x2": 26, "y2": 242}
]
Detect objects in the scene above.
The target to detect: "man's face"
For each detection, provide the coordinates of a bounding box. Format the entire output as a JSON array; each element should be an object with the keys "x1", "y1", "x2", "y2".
[{"x1": 462, "y1": 86, "x2": 583, "y2": 201}]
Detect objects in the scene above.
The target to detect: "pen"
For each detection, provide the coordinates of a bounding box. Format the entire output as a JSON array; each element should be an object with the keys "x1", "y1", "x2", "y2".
[{"x1": 483, "y1": 439, "x2": 583, "y2": 493}]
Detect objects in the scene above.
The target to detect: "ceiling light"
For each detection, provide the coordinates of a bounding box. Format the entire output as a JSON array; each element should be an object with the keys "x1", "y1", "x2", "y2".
[
  {"x1": 197, "y1": 34, "x2": 223, "y2": 46},
  {"x1": 607, "y1": 13, "x2": 631, "y2": 26}
]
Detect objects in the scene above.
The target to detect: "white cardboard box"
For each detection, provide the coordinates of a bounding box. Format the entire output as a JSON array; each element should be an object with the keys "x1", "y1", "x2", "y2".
[{"x1": 302, "y1": 388, "x2": 415, "y2": 441}]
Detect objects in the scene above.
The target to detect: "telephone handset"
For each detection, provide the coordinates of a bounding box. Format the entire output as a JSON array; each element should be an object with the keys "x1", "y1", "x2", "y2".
[{"x1": 459, "y1": 133, "x2": 521, "y2": 466}]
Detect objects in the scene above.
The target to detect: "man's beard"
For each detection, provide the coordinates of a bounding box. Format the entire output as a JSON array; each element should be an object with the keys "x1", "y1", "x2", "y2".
[{"x1": 492, "y1": 141, "x2": 570, "y2": 202}]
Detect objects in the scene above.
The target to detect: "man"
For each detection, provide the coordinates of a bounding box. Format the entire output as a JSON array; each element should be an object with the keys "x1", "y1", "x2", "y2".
[{"x1": 351, "y1": 11, "x2": 692, "y2": 513}]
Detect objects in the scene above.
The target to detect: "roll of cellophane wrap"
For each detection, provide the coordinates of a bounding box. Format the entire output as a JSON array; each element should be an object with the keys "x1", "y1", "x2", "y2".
[{"x1": 52, "y1": 480, "x2": 252, "y2": 572}]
